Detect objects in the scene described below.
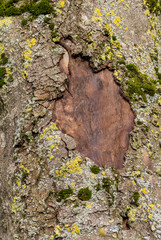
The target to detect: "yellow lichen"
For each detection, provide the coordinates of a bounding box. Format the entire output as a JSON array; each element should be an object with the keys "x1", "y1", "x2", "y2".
[
  {"x1": 22, "y1": 70, "x2": 28, "y2": 78},
  {"x1": 132, "y1": 180, "x2": 136, "y2": 186},
  {"x1": 148, "y1": 204, "x2": 154, "y2": 210},
  {"x1": 16, "y1": 176, "x2": 21, "y2": 187},
  {"x1": 55, "y1": 135, "x2": 61, "y2": 141},
  {"x1": 98, "y1": 227, "x2": 106, "y2": 236},
  {"x1": 55, "y1": 156, "x2": 82, "y2": 177},
  {"x1": 148, "y1": 29, "x2": 156, "y2": 38},
  {"x1": 47, "y1": 136, "x2": 52, "y2": 141},
  {"x1": 132, "y1": 170, "x2": 141, "y2": 177},
  {"x1": 59, "y1": 0, "x2": 65, "y2": 8},
  {"x1": 19, "y1": 164, "x2": 30, "y2": 173},
  {"x1": 54, "y1": 225, "x2": 61, "y2": 236},
  {"x1": 112, "y1": 233, "x2": 117, "y2": 239},
  {"x1": 39, "y1": 134, "x2": 44, "y2": 139},
  {"x1": 101, "y1": 54, "x2": 106, "y2": 60},
  {"x1": 94, "y1": 8, "x2": 101, "y2": 16},
  {"x1": 24, "y1": 62, "x2": 29, "y2": 68},
  {"x1": 86, "y1": 202, "x2": 94, "y2": 208},
  {"x1": 23, "y1": 38, "x2": 37, "y2": 71},
  {"x1": 107, "y1": 51, "x2": 113, "y2": 60},
  {"x1": 104, "y1": 23, "x2": 113, "y2": 36},
  {"x1": 144, "y1": 9, "x2": 150, "y2": 16},
  {"x1": 113, "y1": 16, "x2": 121, "y2": 27},
  {"x1": 65, "y1": 157, "x2": 82, "y2": 174},
  {"x1": 110, "y1": 10, "x2": 115, "y2": 16},
  {"x1": 71, "y1": 224, "x2": 80, "y2": 235},
  {"x1": 101, "y1": 171, "x2": 106, "y2": 175},
  {"x1": 109, "y1": 219, "x2": 114, "y2": 223},
  {"x1": 142, "y1": 188, "x2": 147, "y2": 194},
  {"x1": 6, "y1": 68, "x2": 11, "y2": 75},
  {"x1": 43, "y1": 127, "x2": 49, "y2": 133},
  {"x1": 148, "y1": 213, "x2": 153, "y2": 220},
  {"x1": 70, "y1": 182, "x2": 75, "y2": 190},
  {"x1": 128, "y1": 208, "x2": 137, "y2": 221},
  {"x1": 90, "y1": 173, "x2": 97, "y2": 179},
  {"x1": 153, "y1": 114, "x2": 157, "y2": 119},
  {"x1": 23, "y1": 50, "x2": 32, "y2": 61},
  {"x1": 151, "y1": 225, "x2": 156, "y2": 231},
  {"x1": 26, "y1": 38, "x2": 37, "y2": 48},
  {"x1": 91, "y1": 16, "x2": 103, "y2": 22},
  {"x1": 111, "y1": 39, "x2": 121, "y2": 49},
  {"x1": 11, "y1": 196, "x2": 22, "y2": 213},
  {"x1": 0, "y1": 17, "x2": 12, "y2": 28}
]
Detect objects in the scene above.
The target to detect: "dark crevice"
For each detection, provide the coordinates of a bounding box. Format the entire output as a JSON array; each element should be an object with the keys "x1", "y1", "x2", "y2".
[{"x1": 122, "y1": 215, "x2": 131, "y2": 230}]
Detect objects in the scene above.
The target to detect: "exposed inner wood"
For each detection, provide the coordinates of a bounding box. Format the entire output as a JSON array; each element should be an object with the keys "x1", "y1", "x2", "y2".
[{"x1": 54, "y1": 44, "x2": 134, "y2": 169}]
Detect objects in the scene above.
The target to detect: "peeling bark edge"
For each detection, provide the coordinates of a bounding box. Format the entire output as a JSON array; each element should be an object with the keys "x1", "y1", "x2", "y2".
[{"x1": 53, "y1": 38, "x2": 135, "y2": 168}]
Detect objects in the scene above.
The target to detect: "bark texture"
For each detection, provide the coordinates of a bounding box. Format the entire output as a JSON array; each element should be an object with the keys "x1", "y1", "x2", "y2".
[{"x1": 0, "y1": 0, "x2": 161, "y2": 240}]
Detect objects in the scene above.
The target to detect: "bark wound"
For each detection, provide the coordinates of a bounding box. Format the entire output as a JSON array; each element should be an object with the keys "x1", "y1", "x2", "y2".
[{"x1": 54, "y1": 42, "x2": 134, "y2": 169}]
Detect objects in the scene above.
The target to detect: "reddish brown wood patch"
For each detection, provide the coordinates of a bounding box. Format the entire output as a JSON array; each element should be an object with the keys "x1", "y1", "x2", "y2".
[{"x1": 54, "y1": 45, "x2": 134, "y2": 169}]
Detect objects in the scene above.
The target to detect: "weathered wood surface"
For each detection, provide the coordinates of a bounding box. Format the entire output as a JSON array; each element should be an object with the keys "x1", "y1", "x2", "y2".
[{"x1": 55, "y1": 45, "x2": 134, "y2": 168}]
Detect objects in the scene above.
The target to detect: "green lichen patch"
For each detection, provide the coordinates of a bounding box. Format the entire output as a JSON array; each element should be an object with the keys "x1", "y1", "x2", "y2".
[
  {"x1": 108, "y1": 193, "x2": 114, "y2": 206},
  {"x1": 21, "y1": 18, "x2": 28, "y2": 26},
  {"x1": 137, "y1": 120, "x2": 143, "y2": 125},
  {"x1": 95, "y1": 182, "x2": 101, "y2": 191},
  {"x1": 102, "y1": 176, "x2": 115, "y2": 206},
  {"x1": 49, "y1": 22, "x2": 55, "y2": 30},
  {"x1": 154, "y1": 67, "x2": 161, "y2": 84},
  {"x1": 111, "y1": 167, "x2": 120, "y2": 190},
  {"x1": 125, "y1": 64, "x2": 156, "y2": 102},
  {"x1": 77, "y1": 187, "x2": 92, "y2": 201},
  {"x1": 21, "y1": 171, "x2": 29, "y2": 182},
  {"x1": 51, "y1": 30, "x2": 59, "y2": 42},
  {"x1": 56, "y1": 186, "x2": 73, "y2": 202},
  {"x1": 0, "y1": 67, "x2": 6, "y2": 87},
  {"x1": 44, "y1": 16, "x2": 51, "y2": 23},
  {"x1": 51, "y1": 31, "x2": 58, "y2": 38},
  {"x1": 131, "y1": 192, "x2": 140, "y2": 206},
  {"x1": 5, "y1": 5, "x2": 21, "y2": 16},
  {"x1": 0, "y1": 53, "x2": 8, "y2": 65},
  {"x1": 116, "y1": 59, "x2": 126, "y2": 65},
  {"x1": 0, "y1": 0, "x2": 56, "y2": 18},
  {"x1": 90, "y1": 165, "x2": 100, "y2": 174},
  {"x1": 73, "y1": 202, "x2": 79, "y2": 208},
  {"x1": 102, "y1": 176, "x2": 112, "y2": 193},
  {"x1": 30, "y1": 0, "x2": 54, "y2": 16}
]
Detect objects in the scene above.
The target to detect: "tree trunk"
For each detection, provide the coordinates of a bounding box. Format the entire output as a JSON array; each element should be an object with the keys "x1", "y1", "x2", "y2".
[{"x1": 0, "y1": 0, "x2": 161, "y2": 239}]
